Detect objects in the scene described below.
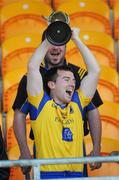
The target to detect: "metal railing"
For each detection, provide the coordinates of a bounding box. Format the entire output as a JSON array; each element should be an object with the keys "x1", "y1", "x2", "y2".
[{"x1": 0, "y1": 156, "x2": 119, "y2": 180}]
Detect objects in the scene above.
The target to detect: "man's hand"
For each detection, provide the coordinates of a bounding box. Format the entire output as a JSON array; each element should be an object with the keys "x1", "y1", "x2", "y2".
[
  {"x1": 89, "y1": 150, "x2": 102, "y2": 171},
  {"x1": 20, "y1": 149, "x2": 32, "y2": 175},
  {"x1": 71, "y1": 27, "x2": 80, "y2": 41}
]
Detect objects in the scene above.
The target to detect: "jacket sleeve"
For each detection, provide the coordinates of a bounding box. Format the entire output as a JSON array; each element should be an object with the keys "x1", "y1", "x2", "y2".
[
  {"x1": 78, "y1": 68, "x2": 103, "y2": 108},
  {"x1": 12, "y1": 74, "x2": 29, "y2": 112}
]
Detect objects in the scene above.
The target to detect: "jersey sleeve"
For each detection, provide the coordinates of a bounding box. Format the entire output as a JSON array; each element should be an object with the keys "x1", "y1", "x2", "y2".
[
  {"x1": 28, "y1": 91, "x2": 44, "y2": 109},
  {"x1": 27, "y1": 91, "x2": 51, "y2": 121},
  {"x1": 72, "y1": 90, "x2": 91, "y2": 120},
  {"x1": 12, "y1": 74, "x2": 28, "y2": 111}
]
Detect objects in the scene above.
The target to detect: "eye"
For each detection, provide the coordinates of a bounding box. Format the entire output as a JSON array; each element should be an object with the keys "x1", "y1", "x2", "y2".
[{"x1": 64, "y1": 78, "x2": 69, "y2": 82}]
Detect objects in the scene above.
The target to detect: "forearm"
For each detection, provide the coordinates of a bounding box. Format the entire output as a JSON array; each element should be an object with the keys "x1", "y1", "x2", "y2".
[
  {"x1": 28, "y1": 39, "x2": 50, "y2": 71},
  {"x1": 73, "y1": 37, "x2": 100, "y2": 74},
  {"x1": 71, "y1": 28, "x2": 100, "y2": 98},
  {"x1": 88, "y1": 109, "x2": 102, "y2": 154},
  {"x1": 13, "y1": 110, "x2": 30, "y2": 156},
  {"x1": 27, "y1": 39, "x2": 51, "y2": 96}
]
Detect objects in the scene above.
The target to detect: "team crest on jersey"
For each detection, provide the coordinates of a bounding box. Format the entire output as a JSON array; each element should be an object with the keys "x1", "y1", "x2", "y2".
[{"x1": 62, "y1": 127, "x2": 73, "y2": 141}]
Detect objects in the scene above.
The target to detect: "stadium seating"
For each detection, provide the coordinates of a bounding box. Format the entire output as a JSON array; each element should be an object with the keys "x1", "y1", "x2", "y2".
[
  {"x1": 66, "y1": 31, "x2": 116, "y2": 69},
  {"x1": 113, "y1": 1, "x2": 119, "y2": 39},
  {"x1": 85, "y1": 133, "x2": 119, "y2": 176},
  {"x1": 56, "y1": 0, "x2": 112, "y2": 35},
  {"x1": 117, "y1": 39, "x2": 119, "y2": 72},
  {"x1": 87, "y1": 137, "x2": 119, "y2": 177},
  {"x1": 1, "y1": 34, "x2": 42, "y2": 77},
  {"x1": 98, "y1": 101, "x2": 119, "y2": 139},
  {"x1": 2, "y1": 68, "x2": 26, "y2": 112},
  {"x1": 53, "y1": 0, "x2": 109, "y2": 10},
  {"x1": 85, "y1": 101, "x2": 119, "y2": 176},
  {"x1": 0, "y1": 0, "x2": 51, "y2": 7},
  {"x1": 0, "y1": 0, "x2": 52, "y2": 42},
  {"x1": 9, "y1": 167, "x2": 29, "y2": 180},
  {"x1": 88, "y1": 160, "x2": 119, "y2": 176},
  {"x1": 0, "y1": 0, "x2": 119, "y2": 178},
  {"x1": 85, "y1": 137, "x2": 119, "y2": 156},
  {"x1": 109, "y1": 0, "x2": 118, "y2": 8},
  {"x1": 85, "y1": 136, "x2": 119, "y2": 176},
  {"x1": 98, "y1": 66, "x2": 119, "y2": 102},
  {"x1": 85, "y1": 101, "x2": 119, "y2": 151}
]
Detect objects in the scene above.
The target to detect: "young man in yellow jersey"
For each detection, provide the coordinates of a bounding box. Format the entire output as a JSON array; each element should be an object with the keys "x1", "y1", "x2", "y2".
[
  {"x1": 24, "y1": 28, "x2": 100, "y2": 179},
  {"x1": 13, "y1": 28, "x2": 102, "y2": 177}
]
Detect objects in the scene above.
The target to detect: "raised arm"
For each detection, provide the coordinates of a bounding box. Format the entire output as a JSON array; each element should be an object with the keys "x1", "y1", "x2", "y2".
[
  {"x1": 71, "y1": 28, "x2": 100, "y2": 98},
  {"x1": 27, "y1": 39, "x2": 50, "y2": 96}
]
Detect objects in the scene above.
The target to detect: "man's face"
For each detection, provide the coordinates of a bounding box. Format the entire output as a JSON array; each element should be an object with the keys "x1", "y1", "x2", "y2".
[
  {"x1": 52, "y1": 70, "x2": 76, "y2": 104},
  {"x1": 45, "y1": 44, "x2": 66, "y2": 68}
]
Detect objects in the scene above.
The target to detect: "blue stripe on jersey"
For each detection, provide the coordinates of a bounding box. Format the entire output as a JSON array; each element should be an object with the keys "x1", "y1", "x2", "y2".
[
  {"x1": 29, "y1": 91, "x2": 51, "y2": 120},
  {"x1": 20, "y1": 100, "x2": 29, "y2": 115},
  {"x1": 40, "y1": 171, "x2": 83, "y2": 179},
  {"x1": 72, "y1": 91, "x2": 84, "y2": 119},
  {"x1": 85, "y1": 102, "x2": 95, "y2": 111}
]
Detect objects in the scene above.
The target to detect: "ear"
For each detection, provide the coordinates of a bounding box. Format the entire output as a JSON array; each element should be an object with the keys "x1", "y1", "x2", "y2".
[{"x1": 48, "y1": 81, "x2": 56, "y2": 90}]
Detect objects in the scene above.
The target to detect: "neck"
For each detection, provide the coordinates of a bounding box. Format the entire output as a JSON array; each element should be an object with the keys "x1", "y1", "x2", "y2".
[
  {"x1": 44, "y1": 58, "x2": 65, "y2": 69},
  {"x1": 50, "y1": 92, "x2": 67, "y2": 106}
]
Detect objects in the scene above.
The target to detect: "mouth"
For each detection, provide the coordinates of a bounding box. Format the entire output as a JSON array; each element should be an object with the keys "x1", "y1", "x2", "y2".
[
  {"x1": 65, "y1": 90, "x2": 73, "y2": 97},
  {"x1": 50, "y1": 51, "x2": 60, "y2": 57}
]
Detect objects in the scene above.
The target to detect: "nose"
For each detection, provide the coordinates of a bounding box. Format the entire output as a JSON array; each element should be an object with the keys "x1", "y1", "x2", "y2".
[
  {"x1": 51, "y1": 45, "x2": 60, "y2": 49},
  {"x1": 69, "y1": 80, "x2": 75, "y2": 88}
]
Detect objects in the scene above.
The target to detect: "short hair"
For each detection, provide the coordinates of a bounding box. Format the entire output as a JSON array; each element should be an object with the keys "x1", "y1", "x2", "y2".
[
  {"x1": 42, "y1": 29, "x2": 47, "y2": 42},
  {"x1": 44, "y1": 65, "x2": 75, "y2": 94}
]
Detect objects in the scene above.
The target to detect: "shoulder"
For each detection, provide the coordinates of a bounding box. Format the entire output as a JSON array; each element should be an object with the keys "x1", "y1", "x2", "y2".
[
  {"x1": 21, "y1": 73, "x2": 27, "y2": 81},
  {"x1": 78, "y1": 68, "x2": 87, "y2": 80},
  {"x1": 67, "y1": 62, "x2": 87, "y2": 80},
  {"x1": 68, "y1": 62, "x2": 79, "y2": 72},
  {"x1": 19, "y1": 73, "x2": 27, "y2": 86}
]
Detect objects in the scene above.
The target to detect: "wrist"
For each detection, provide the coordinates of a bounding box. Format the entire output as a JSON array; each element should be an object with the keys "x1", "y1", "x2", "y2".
[
  {"x1": 93, "y1": 147, "x2": 101, "y2": 155},
  {"x1": 20, "y1": 144, "x2": 30, "y2": 155},
  {"x1": 73, "y1": 37, "x2": 81, "y2": 43}
]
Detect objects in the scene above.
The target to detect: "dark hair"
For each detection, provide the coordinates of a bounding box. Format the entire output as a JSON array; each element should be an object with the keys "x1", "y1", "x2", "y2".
[
  {"x1": 44, "y1": 65, "x2": 75, "y2": 94},
  {"x1": 42, "y1": 29, "x2": 47, "y2": 42}
]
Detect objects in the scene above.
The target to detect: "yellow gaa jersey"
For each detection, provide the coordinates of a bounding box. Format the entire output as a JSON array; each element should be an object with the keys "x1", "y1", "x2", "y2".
[{"x1": 28, "y1": 89, "x2": 91, "y2": 172}]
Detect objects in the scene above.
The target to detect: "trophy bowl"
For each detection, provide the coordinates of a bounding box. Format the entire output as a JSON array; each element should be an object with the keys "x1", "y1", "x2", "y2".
[{"x1": 45, "y1": 21, "x2": 71, "y2": 46}]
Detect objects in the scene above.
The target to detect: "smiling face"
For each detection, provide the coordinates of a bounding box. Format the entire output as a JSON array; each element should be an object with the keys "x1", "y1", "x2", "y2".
[
  {"x1": 50, "y1": 69, "x2": 76, "y2": 105},
  {"x1": 45, "y1": 44, "x2": 66, "y2": 68}
]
